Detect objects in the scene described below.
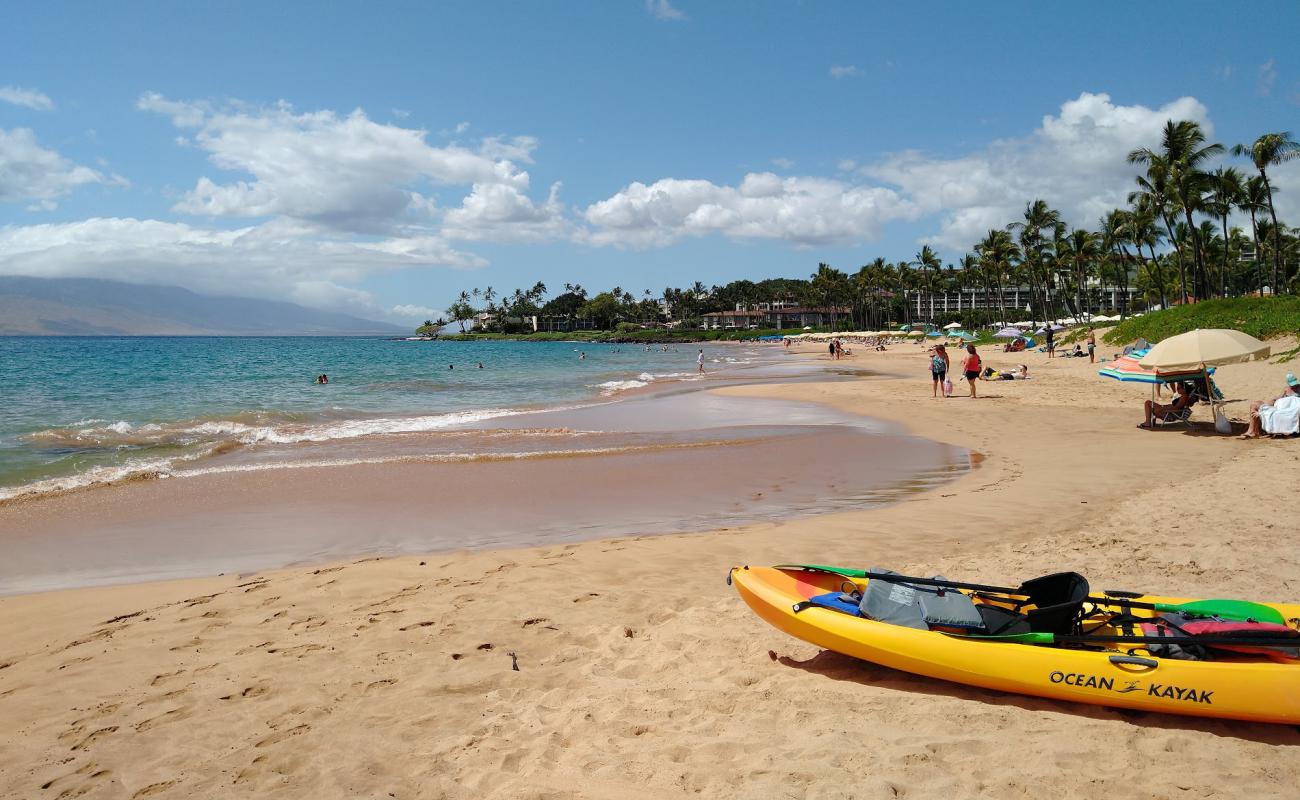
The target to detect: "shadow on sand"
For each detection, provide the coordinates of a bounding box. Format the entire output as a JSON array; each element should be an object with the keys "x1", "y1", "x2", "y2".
[{"x1": 776, "y1": 648, "x2": 1300, "y2": 744}]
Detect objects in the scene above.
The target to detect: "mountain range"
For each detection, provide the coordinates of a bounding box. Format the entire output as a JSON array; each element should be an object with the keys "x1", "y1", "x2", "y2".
[{"x1": 0, "y1": 277, "x2": 406, "y2": 336}]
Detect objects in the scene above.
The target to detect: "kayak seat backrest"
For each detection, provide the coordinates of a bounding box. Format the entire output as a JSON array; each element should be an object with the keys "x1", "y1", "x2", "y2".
[
  {"x1": 1020, "y1": 572, "x2": 1090, "y2": 634},
  {"x1": 976, "y1": 604, "x2": 1031, "y2": 636}
]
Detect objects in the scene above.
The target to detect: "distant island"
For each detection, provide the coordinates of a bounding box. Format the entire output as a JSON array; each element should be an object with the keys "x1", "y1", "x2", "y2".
[{"x1": 0, "y1": 277, "x2": 406, "y2": 336}]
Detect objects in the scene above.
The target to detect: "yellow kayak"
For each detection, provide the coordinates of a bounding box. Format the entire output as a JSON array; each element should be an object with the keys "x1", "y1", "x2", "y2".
[{"x1": 730, "y1": 565, "x2": 1300, "y2": 724}]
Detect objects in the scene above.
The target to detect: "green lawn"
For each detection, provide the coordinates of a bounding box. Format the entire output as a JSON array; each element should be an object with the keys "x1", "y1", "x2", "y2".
[{"x1": 1102, "y1": 297, "x2": 1300, "y2": 348}]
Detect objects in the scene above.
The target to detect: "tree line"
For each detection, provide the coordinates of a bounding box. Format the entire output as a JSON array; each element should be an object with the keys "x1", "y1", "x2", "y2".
[{"x1": 418, "y1": 126, "x2": 1298, "y2": 335}]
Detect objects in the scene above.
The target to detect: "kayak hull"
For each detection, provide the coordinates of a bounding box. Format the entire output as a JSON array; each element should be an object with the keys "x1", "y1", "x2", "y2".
[{"x1": 731, "y1": 565, "x2": 1300, "y2": 725}]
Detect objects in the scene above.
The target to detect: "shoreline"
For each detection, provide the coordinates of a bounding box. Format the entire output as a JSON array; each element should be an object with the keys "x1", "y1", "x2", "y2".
[
  {"x1": 0, "y1": 339, "x2": 785, "y2": 506},
  {"x1": 1, "y1": 342, "x2": 1298, "y2": 797},
  {"x1": 0, "y1": 360, "x2": 965, "y2": 595}
]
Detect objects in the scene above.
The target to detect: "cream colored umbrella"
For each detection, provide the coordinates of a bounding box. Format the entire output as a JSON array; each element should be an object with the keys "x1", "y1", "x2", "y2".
[
  {"x1": 1138, "y1": 329, "x2": 1270, "y2": 370},
  {"x1": 943, "y1": 322, "x2": 963, "y2": 329},
  {"x1": 906, "y1": 330, "x2": 925, "y2": 337}
]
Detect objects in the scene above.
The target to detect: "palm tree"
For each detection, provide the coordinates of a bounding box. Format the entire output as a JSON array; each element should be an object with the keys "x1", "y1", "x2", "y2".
[
  {"x1": 1099, "y1": 210, "x2": 1135, "y2": 318},
  {"x1": 976, "y1": 229, "x2": 1018, "y2": 324},
  {"x1": 1128, "y1": 200, "x2": 1168, "y2": 309},
  {"x1": 1207, "y1": 167, "x2": 1245, "y2": 297},
  {"x1": 809, "y1": 263, "x2": 850, "y2": 330},
  {"x1": 1232, "y1": 132, "x2": 1300, "y2": 293},
  {"x1": 1059, "y1": 228, "x2": 1099, "y2": 321},
  {"x1": 1008, "y1": 200, "x2": 1062, "y2": 323},
  {"x1": 1240, "y1": 175, "x2": 1270, "y2": 291},
  {"x1": 1128, "y1": 156, "x2": 1188, "y2": 305},
  {"x1": 914, "y1": 245, "x2": 942, "y2": 321},
  {"x1": 1130, "y1": 121, "x2": 1223, "y2": 301}
]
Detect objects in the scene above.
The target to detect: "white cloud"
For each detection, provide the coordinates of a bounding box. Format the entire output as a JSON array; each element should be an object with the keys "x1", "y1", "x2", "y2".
[
  {"x1": 0, "y1": 86, "x2": 54, "y2": 111},
  {"x1": 1268, "y1": 160, "x2": 1300, "y2": 223},
  {"x1": 830, "y1": 65, "x2": 863, "y2": 79},
  {"x1": 646, "y1": 0, "x2": 685, "y2": 21},
  {"x1": 837, "y1": 159, "x2": 857, "y2": 172},
  {"x1": 580, "y1": 92, "x2": 1214, "y2": 253},
  {"x1": 136, "y1": 93, "x2": 541, "y2": 237},
  {"x1": 0, "y1": 128, "x2": 113, "y2": 209},
  {"x1": 389, "y1": 303, "x2": 443, "y2": 321},
  {"x1": 0, "y1": 217, "x2": 485, "y2": 316},
  {"x1": 1258, "y1": 59, "x2": 1277, "y2": 96},
  {"x1": 581, "y1": 172, "x2": 914, "y2": 248},
  {"x1": 865, "y1": 92, "x2": 1213, "y2": 249},
  {"x1": 771, "y1": 157, "x2": 794, "y2": 169},
  {"x1": 443, "y1": 181, "x2": 568, "y2": 242}
]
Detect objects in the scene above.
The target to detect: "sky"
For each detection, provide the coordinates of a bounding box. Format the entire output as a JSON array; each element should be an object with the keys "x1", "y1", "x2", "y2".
[{"x1": 2, "y1": 1, "x2": 1299, "y2": 324}]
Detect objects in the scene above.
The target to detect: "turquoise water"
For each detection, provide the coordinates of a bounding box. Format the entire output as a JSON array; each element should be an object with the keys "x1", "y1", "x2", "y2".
[{"x1": 0, "y1": 337, "x2": 762, "y2": 498}]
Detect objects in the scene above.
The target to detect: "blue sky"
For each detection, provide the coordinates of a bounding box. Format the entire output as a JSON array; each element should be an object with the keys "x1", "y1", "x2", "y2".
[{"x1": 2, "y1": 1, "x2": 1298, "y2": 322}]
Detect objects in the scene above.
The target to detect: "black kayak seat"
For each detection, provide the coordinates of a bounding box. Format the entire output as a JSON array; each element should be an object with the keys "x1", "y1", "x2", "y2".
[{"x1": 1019, "y1": 572, "x2": 1090, "y2": 634}]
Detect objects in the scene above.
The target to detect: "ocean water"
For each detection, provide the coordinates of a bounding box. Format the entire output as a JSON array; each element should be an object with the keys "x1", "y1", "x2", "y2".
[{"x1": 0, "y1": 336, "x2": 761, "y2": 500}]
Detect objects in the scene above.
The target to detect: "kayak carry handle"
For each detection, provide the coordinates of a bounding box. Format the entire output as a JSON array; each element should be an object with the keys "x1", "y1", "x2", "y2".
[
  {"x1": 1109, "y1": 655, "x2": 1159, "y2": 669},
  {"x1": 1102, "y1": 589, "x2": 1144, "y2": 599}
]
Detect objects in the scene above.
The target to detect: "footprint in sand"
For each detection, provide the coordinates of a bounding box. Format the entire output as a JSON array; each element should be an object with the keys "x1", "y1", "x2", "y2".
[
  {"x1": 254, "y1": 723, "x2": 310, "y2": 748},
  {"x1": 40, "y1": 760, "x2": 112, "y2": 792},
  {"x1": 70, "y1": 725, "x2": 118, "y2": 752},
  {"x1": 398, "y1": 620, "x2": 435, "y2": 631},
  {"x1": 134, "y1": 706, "x2": 192, "y2": 732},
  {"x1": 131, "y1": 780, "x2": 177, "y2": 798}
]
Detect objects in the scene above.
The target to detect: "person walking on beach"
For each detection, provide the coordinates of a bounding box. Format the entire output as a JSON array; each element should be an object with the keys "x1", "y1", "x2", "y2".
[
  {"x1": 930, "y1": 344, "x2": 949, "y2": 399},
  {"x1": 1086, "y1": 327, "x2": 1096, "y2": 363},
  {"x1": 828, "y1": 340, "x2": 836, "y2": 359},
  {"x1": 962, "y1": 344, "x2": 982, "y2": 398},
  {"x1": 697, "y1": 349, "x2": 706, "y2": 374},
  {"x1": 1045, "y1": 326, "x2": 1055, "y2": 358}
]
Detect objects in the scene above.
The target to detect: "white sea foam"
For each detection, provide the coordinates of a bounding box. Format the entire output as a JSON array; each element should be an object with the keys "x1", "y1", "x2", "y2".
[
  {"x1": 28, "y1": 408, "x2": 531, "y2": 449},
  {"x1": 596, "y1": 380, "x2": 649, "y2": 395}
]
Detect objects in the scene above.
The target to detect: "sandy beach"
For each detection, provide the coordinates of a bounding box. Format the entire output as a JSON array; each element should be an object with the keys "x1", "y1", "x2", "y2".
[{"x1": 2, "y1": 340, "x2": 1299, "y2": 799}]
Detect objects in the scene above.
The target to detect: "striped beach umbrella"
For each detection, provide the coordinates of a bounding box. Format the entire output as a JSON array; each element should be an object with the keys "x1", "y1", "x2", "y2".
[
  {"x1": 1098, "y1": 354, "x2": 1162, "y2": 384},
  {"x1": 1100, "y1": 353, "x2": 1213, "y2": 385}
]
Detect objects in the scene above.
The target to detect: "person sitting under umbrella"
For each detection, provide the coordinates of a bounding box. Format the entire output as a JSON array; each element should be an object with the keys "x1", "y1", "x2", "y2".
[
  {"x1": 1240, "y1": 373, "x2": 1300, "y2": 439},
  {"x1": 1138, "y1": 381, "x2": 1197, "y2": 430}
]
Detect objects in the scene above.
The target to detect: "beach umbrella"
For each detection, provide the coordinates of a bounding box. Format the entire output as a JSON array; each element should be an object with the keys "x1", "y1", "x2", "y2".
[
  {"x1": 906, "y1": 330, "x2": 925, "y2": 337},
  {"x1": 926, "y1": 331, "x2": 942, "y2": 337},
  {"x1": 1138, "y1": 329, "x2": 1270, "y2": 370},
  {"x1": 1098, "y1": 355, "x2": 1164, "y2": 384},
  {"x1": 993, "y1": 327, "x2": 1022, "y2": 338},
  {"x1": 943, "y1": 322, "x2": 963, "y2": 329},
  {"x1": 959, "y1": 333, "x2": 978, "y2": 342}
]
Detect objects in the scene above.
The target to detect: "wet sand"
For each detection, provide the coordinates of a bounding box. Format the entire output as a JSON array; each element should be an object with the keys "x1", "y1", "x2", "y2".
[
  {"x1": 0, "y1": 389, "x2": 967, "y2": 594},
  {"x1": 1, "y1": 340, "x2": 1298, "y2": 799}
]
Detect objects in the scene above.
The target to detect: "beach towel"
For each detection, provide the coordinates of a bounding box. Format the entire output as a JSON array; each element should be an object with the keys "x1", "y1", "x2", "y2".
[{"x1": 1259, "y1": 394, "x2": 1300, "y2": 435}]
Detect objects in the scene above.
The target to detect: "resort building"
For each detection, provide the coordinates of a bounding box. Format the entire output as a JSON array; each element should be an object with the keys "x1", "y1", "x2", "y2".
[
  {"x1": 701, "y1": 303, "x2": 851, "y2": 330},
  {"x1": 905, "y1": 286, "x2": 1142, "y2": 320}
]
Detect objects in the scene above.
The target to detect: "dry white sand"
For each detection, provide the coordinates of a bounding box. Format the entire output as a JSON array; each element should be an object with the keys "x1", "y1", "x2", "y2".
[{"x1": 1, "y1": 338, "x2": 1298, "y2": 799}]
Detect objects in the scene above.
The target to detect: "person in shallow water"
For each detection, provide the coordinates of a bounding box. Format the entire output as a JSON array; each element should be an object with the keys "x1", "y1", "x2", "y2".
[{"x1": 315, "y1": 374, "x2": 329, "y2": 384}]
